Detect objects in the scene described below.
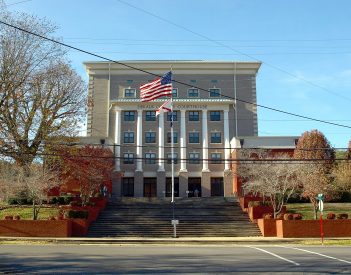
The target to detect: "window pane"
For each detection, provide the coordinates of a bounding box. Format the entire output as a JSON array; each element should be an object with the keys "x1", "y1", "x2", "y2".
[
  {"x1": 189, "y1": 132, "x2": 199, "y2": 143},
  {"x1": 211, "y1": 153, "x2": 222, "y2": 164},
  {"x1": 146, "y1": 111, "x2": 156, "y2": 121},
  {"x1": 172, "y1": 88, "x2": 178, "y2": 98},
  {"x1": 124, "y1": 111, "x2": 135, "y2": 121},
  {"x1": 210, "y1": 111, "x2": 221, "y2": 121},
  {"x1": 124, "y1": 89, "x2": 136, "y2": 98},
  {"x1": 123, "y1": 153, "x2": 134, "y2": 164},
  {"x1": 188, "y1": 88, "x2": 199, "y2": 97},
  {"x1": 211, "y1": 132, "x2": 221, "y2": 143},
  {"x1": 167, "y1": 153, "x2": 178, "y2": 164},
  {"x1": 124, "y1": 132, "x2": 134, "y2": 143},
  {"x1": 189, "y1": 153, "x2": 200, "y2": 164},
  {"x1": 167, "y1": 132, "x2": 178, "y2": 143},
  {"x1": 167, "y1": 111, "x2": 177, "y2": 121},
  {"x1": 145, "y1": 132, "x2": 156, "y2": 143},
  {"x1": 189, "y1": 111, "x2": 199, "y2": 121},
  {"x1": 209, "y1": 88, "x2": 220, "y2": 97},
  {"x1": 145, "y1": 153, "x2": 156, "y2": 164}
]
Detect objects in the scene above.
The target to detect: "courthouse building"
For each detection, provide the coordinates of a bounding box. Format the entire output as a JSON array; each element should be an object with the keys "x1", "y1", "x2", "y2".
[{"x1": 83, "y1": 61, "x2": 262, "y2": 198}]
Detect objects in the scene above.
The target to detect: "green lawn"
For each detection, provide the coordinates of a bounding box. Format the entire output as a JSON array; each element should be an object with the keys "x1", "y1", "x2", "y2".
[
  {"x1": 286, "y1": 203, "x2": 351, "y2": 220},
  {"x1": 0, "y1": 206, "x2": 60, "y2": 220}
]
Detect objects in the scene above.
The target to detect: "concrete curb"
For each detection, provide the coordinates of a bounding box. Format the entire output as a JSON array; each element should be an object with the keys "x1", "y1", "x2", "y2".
[{"x1": 1, "y1": 236, "x2": 350, "y2": 245}]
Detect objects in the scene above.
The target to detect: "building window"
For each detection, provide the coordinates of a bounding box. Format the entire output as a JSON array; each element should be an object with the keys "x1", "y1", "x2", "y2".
[
  {"x1": 145, "y1": 153, "x2": 156, "y2": 164},
  {"x1": 210, "y1": 111, "x2": 221, "y2": 121},
  {"x1": 209, "y1": 88, "x2": 220, "y2": 97},
  {"x1": 189, "y1": 111, "x2": 199, "y2": 121},
  {"x1": 211, "y1": 80, "x2": 218, "y2": 84},
  {"x1": 145, "y1": 132, "x2": 156, "y2": 143},
  {"x1": 167, "y1": 153, "x2": 178, "y2": 164},
  {"x1": 188, "y1": 88, "x2": 199, "y2": 98},
  {"x1": 172, "y1": 88, "x2": 178, "y2": 98},
  {"x1": 167, "y1": 132, "x2": 178, "y2": 143},
  {"x1": 123, "y1": 153, "x2": 134, "y2": 164},
  {"x1": 189, "y1": 132, "x2": 200, "y2": 143},
  {"x1": 124, "y1": 111, "x2": 135, "y2": 121},
  {"x1": 145, "y1": 111, "x2": 156, "y2": 121},
  {"x1": 167, "y1": 111, "x2": 178, "y2": 122},
  {"x1": 189, "y1": 152, "x2": 200, "y2": 164},
  {"x1": 124, "y1": 88, "x2": 136, "y2": 98},
  {"x1": 124, "y1": 132, "x2": 134, "y2": 143},
  {"x1": 211, "y1": 153, "x2": 222, "y2": 164},
  {"x1": 211, "y1": 132, "x2": 221, "y2": 143}
]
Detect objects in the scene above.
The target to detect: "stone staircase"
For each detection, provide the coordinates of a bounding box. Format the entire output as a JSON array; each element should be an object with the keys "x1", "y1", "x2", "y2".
[{"x1": 87, "y1": 197, "x2": 261, "y2": 237}]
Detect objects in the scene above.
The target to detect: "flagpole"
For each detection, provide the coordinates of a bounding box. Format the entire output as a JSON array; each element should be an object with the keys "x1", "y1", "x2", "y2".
[{"x1": 171, "y1": 96, "x2": 175, "y2": 204}]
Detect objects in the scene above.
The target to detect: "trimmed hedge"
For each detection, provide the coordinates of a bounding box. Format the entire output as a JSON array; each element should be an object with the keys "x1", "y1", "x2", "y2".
[{"x1": 67, "y1": 210, "x2": 89, "y2": 219}]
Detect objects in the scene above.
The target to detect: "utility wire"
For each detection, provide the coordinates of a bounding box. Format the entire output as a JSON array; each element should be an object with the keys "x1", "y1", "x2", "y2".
[
  {"x1": 116, "y1": 0, "x2": 351, "y2": 103},
  {"x1": 1, "y1": 20, "x2": 351, "y2": 130}
]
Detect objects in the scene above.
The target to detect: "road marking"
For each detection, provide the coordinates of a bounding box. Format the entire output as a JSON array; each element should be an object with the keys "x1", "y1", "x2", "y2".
[
  {"x1": 246, "y1": 246, "x2": 300, "y2": 266},
  {"x1": 277, "y1": 246, "x2": 351, "y2": 265}
]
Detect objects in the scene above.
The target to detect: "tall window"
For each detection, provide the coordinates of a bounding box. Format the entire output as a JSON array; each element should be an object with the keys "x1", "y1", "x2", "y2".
[
  {"x1": 167, "y1": 153, "x2": 178, "y2": 164},
  {"x1": 189, "y1": 132, "x2": 200, "y2": 143},
  {"x1": 211, "y1": 153, "x2": 222, "y2": 164},
  {"x1": 211, "y1": 132, "x2": 221, "y2": 143},
  {"x1": 167, "y1": 111, "x2": 178, "y2": 121},
  {"x1": 167, "y1": 132, "x2": 178, "y2": 143},
  {"x1": 188, "y1": 88, "x2": 199, "y2": 97},
  {"x1": 172, "y1": 88, "x2": 178, "y2": 98},
  {"x1": 123, "y1": 153, "x2": 134, "y2": 164},
  {"x1": 124, "y1": 132, "x2": 134, "y2": 143},
  {"x1": 189, "y1": 152, "x2": 200, "y2": 164},
  {"x1": 124, "y1": 88, "x2": 136, "y2": 98},
  {"x1": 124, "y1": 111, "x2": 135, "y2": 121},
  {"x1": 145, "y1": 111, "x2": 156, "y2": 121},
  {"x1": 145, "y1": 153, "x2": 156, "y2": 164},
  {"x1": 189, "y1": 111, "x2": 199, "y2": 121},
  {"x1": 122, "y1": 177, "x2": 134, "y2": 197},
  {"x1": 210, "y1": 111, "x2": 221, "y2": 121},
  {"x1": 145, "y1": 132, "x2": 156, "y2": 143},
  {"x1": 209, "y1": 88, "x2": 220, "y2": 97}
]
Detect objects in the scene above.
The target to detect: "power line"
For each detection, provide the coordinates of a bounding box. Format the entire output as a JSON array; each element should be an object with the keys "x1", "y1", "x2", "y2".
[
  {"x1": 116, "y1": 0, "x2": 351, "y2": 103},
  {"x1": 1, "y1": 20, "x2": 351, "y2": 130}
]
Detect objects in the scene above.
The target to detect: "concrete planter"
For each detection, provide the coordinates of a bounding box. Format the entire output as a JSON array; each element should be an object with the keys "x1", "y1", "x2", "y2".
[
  {"x1": 0, "y1": 220, "x2": 72, "y2": 237},
  {"x1": 71, "y1": 218, "x2": 89, "y2": 236},
  {"x1": 239, "y1": 196, "x2": 263, "y2": 212},
  {"x1": 257, "y1": 219, "x2": 278, "y2": 237},
  {"x1": 276, "y1": 219, "x2": 351, "y2": 238}
]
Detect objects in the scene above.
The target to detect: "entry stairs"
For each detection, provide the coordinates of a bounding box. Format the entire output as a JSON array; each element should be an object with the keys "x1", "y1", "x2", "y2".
[{"x1": 87, "y1": 197, "x2": 261, "y2": 237}]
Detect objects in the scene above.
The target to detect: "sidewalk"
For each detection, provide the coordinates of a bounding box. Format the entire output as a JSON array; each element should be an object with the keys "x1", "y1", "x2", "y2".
[{"x1": 1, "y1": 236, "x2": 350, "y2": 245}]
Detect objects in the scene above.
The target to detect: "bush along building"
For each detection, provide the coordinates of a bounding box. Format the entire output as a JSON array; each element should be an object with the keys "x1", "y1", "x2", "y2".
[{"x1": 83, "y1": 60, "x2": 297, "y2": 199}]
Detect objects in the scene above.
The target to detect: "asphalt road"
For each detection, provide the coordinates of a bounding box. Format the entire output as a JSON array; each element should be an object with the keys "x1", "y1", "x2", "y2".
[{"x1": 0, "y1": 244, "x2": 350, "y2": 274}]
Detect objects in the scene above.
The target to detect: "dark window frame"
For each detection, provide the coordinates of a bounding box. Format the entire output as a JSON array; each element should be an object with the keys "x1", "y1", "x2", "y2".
[
  {"x1": 145, "y1": 111, "x2": 156, "y2": 121},
  {"x1": 211, "y1": 132, "x2": 221, "y2": 143},
  {"x1": 189, "y1": 111, "x2": 200, "y2": 121},
  {"x1": 124, "y1": 111, "x2": 135, "y2": 122},
  {"x1": 210, "y1": 111, "x2": 221, "y2": 121},
  {"x1": 189, "y1": 132, "x2": 200, "y2": 143},
  {"x1": 123, "y1": 132, "x2": 134, "y2": 143}
]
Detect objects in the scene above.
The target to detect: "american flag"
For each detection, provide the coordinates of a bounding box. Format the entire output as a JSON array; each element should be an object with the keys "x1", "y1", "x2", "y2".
[{"x1": 140, "y1": 71, "x2": 172, "y2": 102}]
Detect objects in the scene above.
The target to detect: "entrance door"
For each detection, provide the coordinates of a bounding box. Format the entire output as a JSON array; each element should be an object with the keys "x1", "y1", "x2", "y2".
[
  {"x1": 188, "y1": 177, "x2": 201, "y2": 197},
  {"x1": 144, "y1": 178, "x2": 157, "y2": 197},
  {"x1": 166, "y1": 177, "x2": 179, "y2": 197},
  {"x1": 122, "y1": 177, "x2": 134, "y2": 197},
  {"x1": 211, "y1": 177, "x2": 224, "y2": 196}
]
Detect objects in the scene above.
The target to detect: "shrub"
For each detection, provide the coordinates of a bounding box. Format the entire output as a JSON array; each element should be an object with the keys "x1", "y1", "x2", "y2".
[
  {"x1": 248, "y1": 201, "x2": 271, "y2": 208},
  {"x1": 48, "y1": 216, "x2": 56, "y2": 220},
  {"x1": 326, "y1": 213, "x2": 336, "y2": 220},
  {"x1": 7, "y1": 197, "x2": 33, "y2": 205},
  {"x1": 13, "y1": 215, "x2": 21, "y2": 220},
  {"x1": 263, "y1": 213, "x2": 273, "y2": 219},
  {"x1": 69, "y1": 201, "x2": 82, "y2": 207},
  {"x1": 49, "y1": 196, "x2": 74, "y2": 205},
  {"x1": 292, "y1": 213, "x2": 303, "y2": 220},
  {"x1": 67, "y1": 210, "x2": 89, "y2": 219},
  {"x1": 283, "y1": 213, "x2": 293, "y2": 220},
  {"x1": 4, "y1": 215, "x2": 13, "y2": 220},
  {"x1": 336, "y1": 213, "x2": 348, "y2": 220}
]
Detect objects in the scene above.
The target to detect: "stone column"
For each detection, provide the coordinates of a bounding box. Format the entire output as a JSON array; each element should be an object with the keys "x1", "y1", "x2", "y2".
[
  {"x1": 158, "y1": 112, "x2": 165, "y2": 172},
  {"x1": 180, "y1": 110, "x2": 187, "y2": 172},
  {"x1": 202, "y1": 109, "x2": 209, "y2": 172},
  {"x1": 224, "y1": 109, "x2": 230, "y2": 171},
  {"x1": 114, "y1": 109, "x2": 121, "y2": 171},
  {"x1": 136, "y1": 110, "x2": 143, "y2": 172}
]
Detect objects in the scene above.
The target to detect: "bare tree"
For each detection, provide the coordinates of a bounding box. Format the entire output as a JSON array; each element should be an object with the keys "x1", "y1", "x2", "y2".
[
  {"x1": 293, "y1": 130, "x2": 335, "y2": 219},
  {"x1": 1, "y1": 163, "x2": 60, "y2": 220},
  {"x1": 0, "y1": 5, "x2": 86, "y2": 166},
  {"x1": 237, "y1": 150, "x2": 299, "y2": 218}
]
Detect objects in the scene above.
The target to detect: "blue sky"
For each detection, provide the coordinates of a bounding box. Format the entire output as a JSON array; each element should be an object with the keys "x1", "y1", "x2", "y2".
[{"x1": 4, "y1": 0, "x2": 351, "y2": 149}]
